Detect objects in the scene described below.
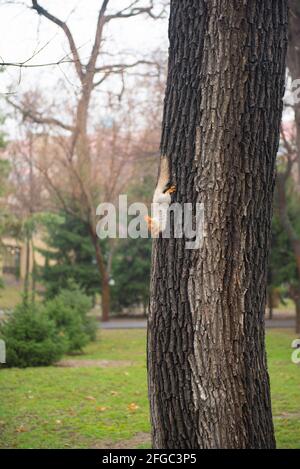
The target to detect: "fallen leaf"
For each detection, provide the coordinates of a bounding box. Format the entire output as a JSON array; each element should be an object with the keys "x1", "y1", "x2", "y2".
[
  {"x1": 96, "y1": 406, "x2": 107, "y2": 412},
  {"x1": 85, "y1": 396, "x2": 96, "y2": 401},
  {"x1": 128, "y1": 403, "x2": 139, "y2": 411},
  {"x1": 56, "y1": 420, "x2": 62, "y2": 425},
  {"x1": 16, "y1": 425, "x2": 27, "y2": 433},
  {"x1": 110, "y1": 391, "x2": 119, "y2": 396}
]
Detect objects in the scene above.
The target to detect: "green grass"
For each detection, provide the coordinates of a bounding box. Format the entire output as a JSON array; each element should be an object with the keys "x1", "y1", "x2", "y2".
[
  {"x1": 0, "y1": 283, "x2": 43, "y2": 310},
  {"x1": 0, "y1": 330, "x2": 149, "y2": 449},
  {"x1": 0, "y1": 284, "x2": 23, "y2": 309},
  {"x1": 266, "y1": 330, "x2": 300, "y2": 449},
  {"x1": 0, "y1": 329, "x2": 299, "y2": 449},
  {"x1": 274, "y1": 298, "x2": 295, "y2": 315}
]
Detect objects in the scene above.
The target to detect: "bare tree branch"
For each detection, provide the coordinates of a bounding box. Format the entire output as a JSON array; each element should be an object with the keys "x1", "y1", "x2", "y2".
[
  {"x1": 7, "y1": 98, "x2": 75, "y2": 132},
  {"x1": 31, "y1": 0, "x2": 84, "y2": 82},
  {"x1": 86, "y1": 0, "x2": 110, "y2": 76},
  {"x1": 92, "y1": 60, "x2": 158, "y2": 87},
  {"x1": 105, "y1": 0, "x2": 166, "y2": 22},
  {"x1": 0, "y1": 57, "x2": 77, "y2": 69},
  {"x1": 94, "y1": 59, "x2": 157, "y2": 73}
]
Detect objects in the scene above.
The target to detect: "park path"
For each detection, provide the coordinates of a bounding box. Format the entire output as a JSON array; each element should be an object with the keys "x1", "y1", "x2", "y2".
[
  {"x1": 101, "y1": 319, "x2": 147, "y2": 329},
  {"x1": 100, "y1": 318, "x2": 295, "y2": 330}
]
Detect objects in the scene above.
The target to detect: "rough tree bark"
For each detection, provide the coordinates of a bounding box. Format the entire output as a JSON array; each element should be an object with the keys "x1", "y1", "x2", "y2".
[{"x1": 148, "y1": 0, "x2": 288, "y2": 449}]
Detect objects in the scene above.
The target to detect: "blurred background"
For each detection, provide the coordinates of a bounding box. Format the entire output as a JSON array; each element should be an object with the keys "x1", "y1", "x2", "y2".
[{"x1": 0, "y1": 0, "x2": 299, "y2": 450}]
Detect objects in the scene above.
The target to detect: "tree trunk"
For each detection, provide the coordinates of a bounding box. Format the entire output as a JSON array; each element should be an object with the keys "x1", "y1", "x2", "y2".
[
  {"x1": 31, "y1": 239, "x2": 37, "y2": 303},
  {"x1": 102, "y1": 273, "x2": 110, "y2": 323},
  {"x1": 268, "y1": 289, "x2": 274, "y2": 320},
  {"x1": 267, "y1": 269, "x2": 273, "y2": 320},
  {"x1": 23, "y1": 235, "x2": 31, "y2": 304},
  {"x1": 89, "y1": 226, "x2": 110, "y2": 322},
  {"x1": 148, "y1": 0, "x2": 288, "y2": 449}
]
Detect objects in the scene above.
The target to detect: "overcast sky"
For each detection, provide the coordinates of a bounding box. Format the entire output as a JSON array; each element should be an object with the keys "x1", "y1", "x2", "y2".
[
  {"x1": 0, "y1": 0, "x2": 293, "y2": 134},
  {"x1": 0, "y1": 0, "x2": 169, "y2": 124}
]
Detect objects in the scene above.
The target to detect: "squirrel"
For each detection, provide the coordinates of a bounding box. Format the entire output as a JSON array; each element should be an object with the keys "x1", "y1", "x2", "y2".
[{"x1": 145, "y1": 155, "x2": 176, "y2": 237}]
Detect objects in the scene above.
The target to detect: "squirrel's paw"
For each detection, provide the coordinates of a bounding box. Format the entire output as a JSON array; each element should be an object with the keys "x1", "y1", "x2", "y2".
[{"x1": 165, "y1": 185, "x2": 176, "y2": 194}]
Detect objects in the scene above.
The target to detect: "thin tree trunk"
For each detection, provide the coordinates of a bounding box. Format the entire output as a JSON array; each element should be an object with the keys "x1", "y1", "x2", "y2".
[
  {"x1": 89, "y1": 226, "x2": 110, "y2": 322},
  {"x1": 31, "y1": 239, "x2": 36, "y2": 303},
  {"x1": 101, "y1": 274, "x2": 110, "y2": 323},
  {"x1": 148, "y1": 0, "x2": 288, "y2": 449},
  {"x1": 267, "y1": 269, "x2": 273, "y2": 320},
  {"x1": 268, "y1": 289, "x2": 274, "y2": 320},
  {"x1": 23, "y1": 235, "x2": 30, "y2": 304}
]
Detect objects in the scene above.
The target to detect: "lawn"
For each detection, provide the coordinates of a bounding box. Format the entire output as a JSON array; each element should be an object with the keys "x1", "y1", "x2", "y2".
[
  {"x1": 0, "y1": 283, "x2": 44, "y2": 310},
  {"x1": 0, "y1": 329, "x2": 299, "y2": 449},
  {"x1": 0, "y1": 284, "x2": 24, "y2": 310}
]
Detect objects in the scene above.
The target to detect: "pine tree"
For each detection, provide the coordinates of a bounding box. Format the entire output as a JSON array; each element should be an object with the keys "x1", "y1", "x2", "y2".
[
  {"x1": 112, "y1": 238, "x2": 151, "y2": 314},
  {"x1": 39, "y1": 213, "x2": 101, "y2": 299}
]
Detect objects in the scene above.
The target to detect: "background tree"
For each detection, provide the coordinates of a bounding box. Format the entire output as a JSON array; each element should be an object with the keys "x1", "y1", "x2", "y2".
[
  {"x1": 39, "y1": 212, "x2": 101, "y2": 300},
  {"x1": 0, "y1": 111, "x2": 9, "y2": 290},
  {"x1": 267, "y1": 1, "x2": 300, "y2": 327},
  {"x1": 3, "y1": 124, "x2": 47, "y2": 302},
  {"x1": 40, "y1": 158, "x2": 156, "y2": 312},
  {"x1": 6, "y1": 0, "x2": 165, "y2": 321},
  {"x1": 275, "y1": 129, "x2": 300, "y2": 333},
  {"x1": 110, "y1": 164, "x2": 156, "y2": 313},
  {"x1": 112, "y1": 237, "x2": 152, "y2": 314},
  {"x1": 287, "y1": 0, "x2": 300, "y2": 182},
  {"x1": 269, "y1": 210, "x2": 299, "y2": 330},
  {"x1": 148, "y1": 0, "x2": 288, "y2": 449}
]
